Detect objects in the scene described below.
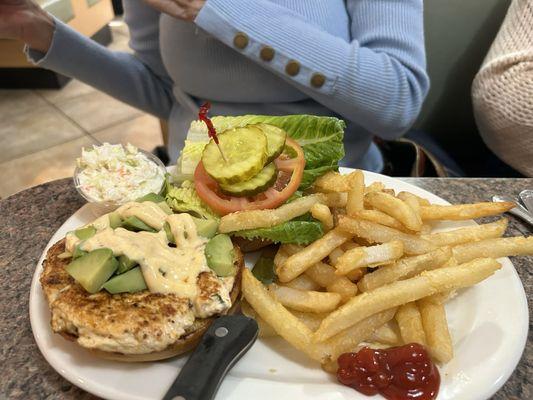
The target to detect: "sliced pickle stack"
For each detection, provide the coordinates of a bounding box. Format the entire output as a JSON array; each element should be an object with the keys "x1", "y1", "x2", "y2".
[{"x1": 201, "y1": 124, "x2": 287, "y2": 197}]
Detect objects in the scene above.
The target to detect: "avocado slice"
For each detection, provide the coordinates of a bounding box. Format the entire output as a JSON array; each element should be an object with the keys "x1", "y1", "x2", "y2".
[
  {"x1": 72, "y1": 244, "x2": 87, "y2": 259},
  {"x1": 157, "y1": 201, "x2": 173, "y2": 215},
  {"x1": 66, "y1": 248, "x2": 118, "y2": 293},
  {"x1": 191, "y1": 217, "x2": 219, "y2": 238},
  {"x1": 103, "y1": 267, "x2": 147, "y2": 294},
  {"x1": 74, "y1": 226, "x2": 96, "y2": 240},
  {"x1": 205, "y1": 234, "x2": 235, "y2": 277},
  {"x1": 163, "y1": 222, "x2": 175, "y2": 243},
  {"x1": 136, "y1": 192, "x2": 166, "y2": 203},
  {"x1": 122, "y1": 216, "x2": 156, "y2": 232},
  {"x1": 108, "y1": 212, "x2": 122, "y2": 229},
  {"x1": 117, "y1": 255, "x2": 137, "y2": 274}
]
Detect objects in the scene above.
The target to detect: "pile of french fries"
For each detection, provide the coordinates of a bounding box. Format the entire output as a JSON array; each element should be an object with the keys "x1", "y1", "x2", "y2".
[{"x1": 234, "y1": 170, "x2": 533, "y2": 372}]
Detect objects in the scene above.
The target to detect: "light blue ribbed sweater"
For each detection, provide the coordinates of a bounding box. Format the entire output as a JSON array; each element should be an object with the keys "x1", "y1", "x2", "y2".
[{"x1": 28, "y1": 0, "x2": 429, "y2": 171}]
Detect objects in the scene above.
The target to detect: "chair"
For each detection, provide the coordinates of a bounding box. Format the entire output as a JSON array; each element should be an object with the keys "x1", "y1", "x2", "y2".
[{"x1": 413, "y1": 0, "x2": 516, "y2": 176}]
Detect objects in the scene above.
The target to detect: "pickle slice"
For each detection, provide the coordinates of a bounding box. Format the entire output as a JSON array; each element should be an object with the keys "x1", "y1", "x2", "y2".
[
  {"x1": 202, "y1": 126, "x2": 268, "y2": 185},
  {"x1": 255, "y1": 124, "x2": 287, "y2": 164},
  {"x1": 219, "y1": 162, "x2": 278, "y2": 197}
]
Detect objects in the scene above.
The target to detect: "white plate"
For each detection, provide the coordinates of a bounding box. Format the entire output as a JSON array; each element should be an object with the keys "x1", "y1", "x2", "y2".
[{"x1": 29, "y1": 170, "x2": 528, "y2": 400}]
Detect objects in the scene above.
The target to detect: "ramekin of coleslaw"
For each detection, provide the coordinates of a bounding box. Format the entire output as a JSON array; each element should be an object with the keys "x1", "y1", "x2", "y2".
[{"x1": 73, "y1": 143, "x2": 166, "y2": 215}]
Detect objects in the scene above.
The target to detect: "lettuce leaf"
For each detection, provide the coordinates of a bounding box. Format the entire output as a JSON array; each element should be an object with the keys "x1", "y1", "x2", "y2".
[
  {"x1": 177, "y1": 114, "x2": 345, "y2": 189},
  {"x1": 165, "y1": 181, "x2": 219, "y2": 220},
  {"x1": 232, "y1": 220, "x2": 324, "y2": 245}
]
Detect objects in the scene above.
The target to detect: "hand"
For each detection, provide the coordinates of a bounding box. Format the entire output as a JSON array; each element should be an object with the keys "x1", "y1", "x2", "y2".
[
  {"x1": 0, "y1": 0, "x2": 54, "y2": 52},
  {"x1": 143, "y1": 0, "x2": 205, "y2": 21}
]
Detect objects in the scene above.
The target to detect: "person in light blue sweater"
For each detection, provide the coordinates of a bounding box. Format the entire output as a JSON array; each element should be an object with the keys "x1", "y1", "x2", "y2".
[{"x1": 0, "y1": 0, "x2": 429, "y2": 171}]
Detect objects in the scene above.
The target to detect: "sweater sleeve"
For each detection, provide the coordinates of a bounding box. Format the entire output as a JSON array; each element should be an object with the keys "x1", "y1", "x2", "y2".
[
  {"x1": 26, "y1": 16, "x2": 174, "y2": 120},
  {"x1": 195, "y1": 0, "x2": 429, "y2": 139},
  {"x1": 472, "y1": 0, "x2": 533, "y2": 176}
]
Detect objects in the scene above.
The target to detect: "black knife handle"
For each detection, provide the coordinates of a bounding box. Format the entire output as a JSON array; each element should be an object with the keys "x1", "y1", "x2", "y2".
[{"x1": 162, "y1": 315, "x2": 259, "y2": 400}]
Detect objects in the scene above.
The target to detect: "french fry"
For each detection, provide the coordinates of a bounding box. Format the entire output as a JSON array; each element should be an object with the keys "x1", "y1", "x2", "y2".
[
  {"x1": 452, "y1": 236, "x2": 533, "y2": 263},
  {"x1": 346, "y1": 170, "x2": 365, "y2": 215},
  {"x1": 418, "y1": 296, "x2": 453, "y2": 363},
  {"x1": 268, "y1": 284, "x2": 342, "y2": 313},
  {"x1": 326, "y1": 278, "x2": 359, "y2": 302},
  {"x1": 337, "y1": 217, "x2": 436, "y2": 255},
  {"x1": 242, "y1": 269, "x2": 322, "y2": 360},
  {"x1": 346, "y1": 268, "x2": 365, "y2": 281},
  {"x1": 219, "y1": 195, "x2": 320, "y2": 232},
  {"x1": 397, "y1": 192, "x2": 423, "y2": 229},
  {"x1": 353, "y1": 209, "x2": 405, "y2": 231},
  {"x1": 420, "y1": 201, "x2": 514, "y2": 221},
  {"x1": 328, "y1": 246, "x2": 345, "y2": 265},
  {"x1": 369, "y1": 321, "x2": 401, "y2": 345},
  {"x1": 273, "y1": 248, "x2": 289, "y2": 270},
  {"x1": 314, "y1": 171, "x2": 352, "y2": 193},
  {"x1": 283, "y1": 274, "x2": 321, "y2": 291},
  {"x1": 395, "y1": 302, "x2": 426, "y2": 346},
  {"x1": 321, "y1": 359, "x2": 340, "y2": 374},
  {"x1": 341, "y1": 241, "x2": 361, "y2": 251},
  {"x1": 311, "y1": 203, "x2": 334, "y2": 231},
  {"x1": 290, "y1": 310, "x2": 326, "y2": 331},
  {"x1": 335, "y1": 241, "x2": 404, "y2": 275},
  {"x1": 366, "y1": 191, "x2": 422, "y2": 231},
  {"x1": 364, "y1": 181, "x2": 385, "y2": 194},
  {"x1": 398, "y1": 191, "x2": 431, "y2": 207},
  {"x1": 314, "y1": 258, "x2": 501, "y2": 342},
  {"x1": 422, "y1": 218, "x2": 508, "y2": 247},
  {"x1": 244, "y1": 268, "x2": 363, "y2": 364},
  {"x1": 358, "y1": 247, "x2": 452, "y2": 292},
  {"x1": 305, "y1": 262, "x2": 358, "y2": 300},
  {"x1": 317, "y1": 192, "x2": 348, "y2": 208},
  {"x1": 278, "y1": 228, "x2": 351, "y2": 282},
  {"x1": 240, "y1": 299, "x2": 278, "y2": 337}
]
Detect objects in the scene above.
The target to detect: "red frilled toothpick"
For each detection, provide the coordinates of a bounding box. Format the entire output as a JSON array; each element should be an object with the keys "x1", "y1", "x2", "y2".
[{"x1": 198, "y1": 102, "x2": 228, "y2": 163}]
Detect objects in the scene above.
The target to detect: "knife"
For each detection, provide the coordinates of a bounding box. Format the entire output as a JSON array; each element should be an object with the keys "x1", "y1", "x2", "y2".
[
  {"x1": 492, "y1": 195, "x2": 533, "y2": 228},
  {"x1": 162, "y1": 315, "x2": 258, "y2": 400}
]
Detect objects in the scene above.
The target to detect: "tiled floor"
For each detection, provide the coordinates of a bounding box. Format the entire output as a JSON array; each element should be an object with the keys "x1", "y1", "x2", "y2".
[{"x1": 0, "y1": 21, "x2": 163, "y2": 199}]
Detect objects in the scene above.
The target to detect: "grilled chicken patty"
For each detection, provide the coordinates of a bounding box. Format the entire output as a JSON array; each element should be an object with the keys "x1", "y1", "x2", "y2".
[{"x1": 40, "y1": 239, "x2": 243, "y2": 358}]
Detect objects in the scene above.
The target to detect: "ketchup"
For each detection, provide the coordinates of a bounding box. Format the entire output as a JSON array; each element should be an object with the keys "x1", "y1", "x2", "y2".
[
  {"x1": 337, "y1": 343, "x2": 440, "y2": 400},
  {"x1": 198, "y1": 102, "x2": 219, "y2": 144}
]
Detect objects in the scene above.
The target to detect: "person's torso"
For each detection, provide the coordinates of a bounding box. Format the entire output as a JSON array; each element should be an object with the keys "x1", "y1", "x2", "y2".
[{"x1": 158, "y1": 0, "x2": 350, "y2": 103}]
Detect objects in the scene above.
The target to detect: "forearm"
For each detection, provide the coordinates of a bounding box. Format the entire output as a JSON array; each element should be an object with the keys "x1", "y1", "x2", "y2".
[
  {"x1": 195, "y1": 0, "x2": 429, "y2": 139},
  {"x1": 26, "y1": 19, "x2": 173, "y2": 119}
]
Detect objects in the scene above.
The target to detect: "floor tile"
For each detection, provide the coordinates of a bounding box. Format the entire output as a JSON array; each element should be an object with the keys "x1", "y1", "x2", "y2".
[
  {"x1": 54, "y1": 90, "x2": 142, "y2": 133},
  {"x1": 36, "y1": 79, "x2": 96, "y2": 105},
  {"x1": 0, "y1": 90, "x2": 48, "y2": 120},
  {"x1": 0, "y1": 136, "x2": 97, "y2": 199},
  {"x1": 0, "y1": 104, "x2": 87, "y2": 163},
  {"x1": 91, "y1": 114, "x2": 164, "y2": 151}
]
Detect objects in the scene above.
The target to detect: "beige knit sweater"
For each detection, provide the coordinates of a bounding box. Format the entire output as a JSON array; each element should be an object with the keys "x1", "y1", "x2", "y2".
[{"x1": 472, "y1": 0, "x2": 533, "y2": 176}]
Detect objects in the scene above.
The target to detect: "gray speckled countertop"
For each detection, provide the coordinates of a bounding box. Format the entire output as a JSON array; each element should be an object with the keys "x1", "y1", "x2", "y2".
[{"x1": 0, "y1": 178, "x2": 531, "y2": 400}]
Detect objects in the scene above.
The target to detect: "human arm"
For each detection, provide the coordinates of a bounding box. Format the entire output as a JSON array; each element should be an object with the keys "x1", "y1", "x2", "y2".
[
  {"x1": 0, "y1": 0, "x2": 174, "y2": 120},
  {"x1": 192, "y1": 0, "x2": 429, "y2": 139},
  {"x1": 472, "y1": 0, "x2": 533, "y2": 176}
]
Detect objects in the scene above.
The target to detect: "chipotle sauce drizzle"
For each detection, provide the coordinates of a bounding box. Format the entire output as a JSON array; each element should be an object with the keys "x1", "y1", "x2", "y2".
[{"x1": 337, "y1": 343, "x2": 440, "y2": 400}]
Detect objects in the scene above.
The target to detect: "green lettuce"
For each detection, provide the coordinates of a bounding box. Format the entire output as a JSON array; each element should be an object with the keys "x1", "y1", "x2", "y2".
[
  {"x1": 177, "y1": 114, "x2": 345, "y2": 189},
  {"x1": 232, "y1": 220, "x2": 324, "y2": 245},
  {"x1": 165, "y1": 181, "x2": 219, "y2": 220}
]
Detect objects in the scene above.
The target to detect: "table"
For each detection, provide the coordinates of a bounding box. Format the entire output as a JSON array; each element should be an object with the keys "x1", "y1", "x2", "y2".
[{"x1": 1, "y1": 178, "x2": 531, "y2": 399}]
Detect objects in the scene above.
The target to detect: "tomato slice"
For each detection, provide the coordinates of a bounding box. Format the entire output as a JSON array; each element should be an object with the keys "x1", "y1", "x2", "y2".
[{"x1": 194, "y1": 137, "x2": 305, "y2": 215}]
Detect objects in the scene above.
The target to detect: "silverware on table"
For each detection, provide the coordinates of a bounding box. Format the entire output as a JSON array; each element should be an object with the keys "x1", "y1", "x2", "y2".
[
  {"x1": 518, "y1": 190, "x2": 533, "y2": 214},
  {"x1": 492, "y1": 195, "x2": 533, "y2": 228}
]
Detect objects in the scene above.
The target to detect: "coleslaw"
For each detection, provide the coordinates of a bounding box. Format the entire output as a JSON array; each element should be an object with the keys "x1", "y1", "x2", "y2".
[{"x1": 75, "y1": 143, "x2": 165, "y2": 203}]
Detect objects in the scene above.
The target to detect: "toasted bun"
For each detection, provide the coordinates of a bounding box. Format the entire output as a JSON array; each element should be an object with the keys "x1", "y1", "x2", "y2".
[{"x1": 41, "y1": 239, "x2": 244, "y2": 362}]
